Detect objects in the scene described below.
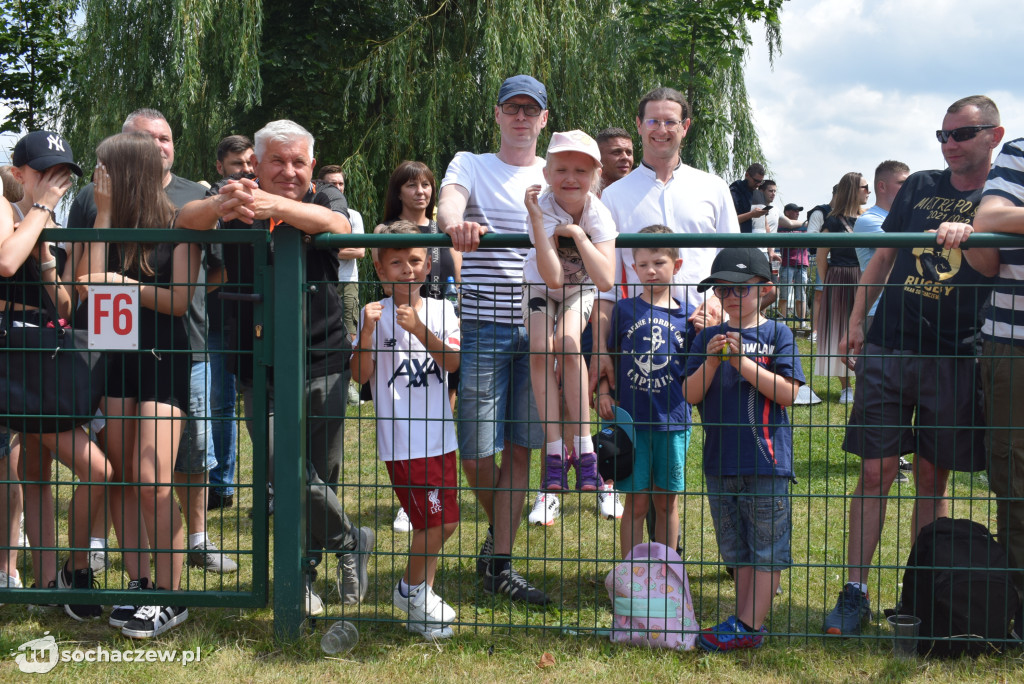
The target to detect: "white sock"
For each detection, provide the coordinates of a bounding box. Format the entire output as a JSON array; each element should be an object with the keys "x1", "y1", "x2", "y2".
[
  {"x1": 546, "y1": 439, "x2": 564, "y2": 458},
  {"x1": 188, "y1": 532, "x2": 209, "y2": 548},
  {"x1": 90, "y1": 536, "x2": 106, "y2": 549},
  {"x1": 847, "y1": 581, "x2": 868, "y2": 595},
  {"x1": 574, "y1": 435, "x2": 594, "y2": 456}
]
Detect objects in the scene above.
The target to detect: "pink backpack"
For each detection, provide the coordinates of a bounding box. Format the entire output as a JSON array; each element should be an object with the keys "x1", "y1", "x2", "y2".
[{"x1": 605, "y1": 542, "x2": 698, "y2": 650}]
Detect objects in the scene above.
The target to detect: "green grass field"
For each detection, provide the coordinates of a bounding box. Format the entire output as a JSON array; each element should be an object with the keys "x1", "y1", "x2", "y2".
[{"x1": 2, "y1": 335, "x2": 1023, "y2": 682}]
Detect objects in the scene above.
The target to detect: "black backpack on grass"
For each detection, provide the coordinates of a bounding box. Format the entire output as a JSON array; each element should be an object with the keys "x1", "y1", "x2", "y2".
[{"x1": 899, "y1": 517, "x2": 1019, "y2": 657}]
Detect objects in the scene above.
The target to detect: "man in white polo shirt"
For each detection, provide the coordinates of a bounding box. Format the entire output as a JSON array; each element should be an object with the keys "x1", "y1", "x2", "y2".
[{"x1": 592, "y1": 86, "x2": 738, "y2": 393}]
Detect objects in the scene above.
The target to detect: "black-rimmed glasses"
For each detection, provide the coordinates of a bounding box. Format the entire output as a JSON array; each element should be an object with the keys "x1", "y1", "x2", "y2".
[{"x1": 499, "y1": 103, "x2": 543, "y2": 117}]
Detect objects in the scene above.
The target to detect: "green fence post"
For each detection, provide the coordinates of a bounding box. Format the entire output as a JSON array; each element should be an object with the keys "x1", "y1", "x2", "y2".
[{"x1": 272, "y1": 226, "x2": 308, "y2": 640}]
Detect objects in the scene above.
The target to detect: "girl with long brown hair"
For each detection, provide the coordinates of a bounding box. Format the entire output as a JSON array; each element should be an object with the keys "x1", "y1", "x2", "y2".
[
  {"x1": 78, "y1": 131, "x2": 200, "y2": 638},
  {"x1": 815, "y1": 171, "x2": 871, "y2": 403}
]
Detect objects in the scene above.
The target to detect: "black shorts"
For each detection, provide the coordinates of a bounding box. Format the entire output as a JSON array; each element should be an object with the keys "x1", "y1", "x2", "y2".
[
  {"x1": 842, "y1": 343, "x2": 985, "y2": 472},
  {"x1": 104, "y1": 350, "x2": 190, "y2": 412}
]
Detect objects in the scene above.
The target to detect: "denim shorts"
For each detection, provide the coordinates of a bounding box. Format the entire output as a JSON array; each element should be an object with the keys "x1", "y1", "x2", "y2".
[
  {"x1": 777, "y1": 265, "x2": 808, "y2": 304},
  {"x1": 705, "y1": 474, "x2": 792, "y2": 572},
  {"x1": 617, "y1": 429, "x2": 689, "y2": 493},
  {"x1": 174, "y1": 361, "x2": 216, "y2": 474},
  {"x1": 457, "y1": 318, "x2": 544, "y2": 459}
]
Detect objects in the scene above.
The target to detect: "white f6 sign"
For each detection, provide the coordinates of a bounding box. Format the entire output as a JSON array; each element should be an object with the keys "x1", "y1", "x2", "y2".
[{"x1": 89, "y1": 286, "x2": 139, "y2": 350}]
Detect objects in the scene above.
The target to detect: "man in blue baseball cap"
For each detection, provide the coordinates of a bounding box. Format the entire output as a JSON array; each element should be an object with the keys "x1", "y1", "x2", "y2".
[{"x1": 437, "y1": 75, "x2": 550, "y2": 604}]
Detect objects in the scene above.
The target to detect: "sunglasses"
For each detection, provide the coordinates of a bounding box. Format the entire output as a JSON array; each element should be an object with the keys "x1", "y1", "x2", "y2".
[
  {"x1": 712, "y1": 284, "x2": 755, "y2": 299},
  {"x1": 935, "y1": 125, "x2": 995, "y2": 144}
]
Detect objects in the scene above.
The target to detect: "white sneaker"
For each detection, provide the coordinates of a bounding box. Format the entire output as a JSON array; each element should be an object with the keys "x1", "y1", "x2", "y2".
[
  {"x1": 393, "y1": 582, "x2": 455, "y2": 638},
  {"x1": 0, "y1": 569, "x2": 23, "y2": 606},
  {"x1": 598, "y1": 485, "x2": 623, "y2": 520},
  {"x1": 527, "y1": 492, "x2": 560, "y2": 526},
  {"x1": 838, "y1": 387, "x2": 855, "y2": 404},
  {"x1": 793, "y1": 385, "x2": 823, "y2": 405},
  {"x1": 306, "y1": 575, "x2": 325, "y2": 616},
  {"x1": 393, "y1": 507, "x2": 413, "y2": 534}
]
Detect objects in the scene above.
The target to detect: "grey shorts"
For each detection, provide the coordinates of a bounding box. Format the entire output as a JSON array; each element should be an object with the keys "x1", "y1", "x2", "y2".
[{"x1": 842, "y1": 343, "x2": 986, "y2": 472}]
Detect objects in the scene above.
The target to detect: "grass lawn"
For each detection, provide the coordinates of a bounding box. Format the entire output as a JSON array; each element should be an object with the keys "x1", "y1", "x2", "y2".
[{"x1": 2, "y1": 335, "x2": 1023, "y2": 682}]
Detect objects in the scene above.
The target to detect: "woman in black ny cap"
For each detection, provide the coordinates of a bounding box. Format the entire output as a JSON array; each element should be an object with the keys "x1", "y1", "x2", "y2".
[{"x1": 2, "y1": 130, "x2": 113, "y2": 621}]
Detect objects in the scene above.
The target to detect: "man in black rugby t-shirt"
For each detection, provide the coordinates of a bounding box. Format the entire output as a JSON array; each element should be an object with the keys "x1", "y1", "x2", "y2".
[
  {"x1": 823, "y1": 96, "x2": 1004, "y2": 637},
  {"x1": 177, "y1": 119, "x2": 374, "y2": 616}
]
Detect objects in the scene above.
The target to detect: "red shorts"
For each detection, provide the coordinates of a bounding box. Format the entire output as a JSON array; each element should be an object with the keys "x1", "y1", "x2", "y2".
[{"x1": 385, "y1": 451, "x2": 460, "y2": 530}]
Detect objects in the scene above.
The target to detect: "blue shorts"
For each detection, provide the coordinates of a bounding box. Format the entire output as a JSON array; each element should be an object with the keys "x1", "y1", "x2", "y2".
[
  {"x1": 617, "y1": 429, "x2": 689, "y2": 493},
  {"x1": 778, "y1": 265, "x2": 808, "y2": 304},
  {"x1": 457, "y1": 319, "x2": 543, "y2": 460},
  {"x1": 705, "y1": 474, "x2": 792, "y2": 573},
  {"x1": 174, "y1": 361, "x2": 216, "y2": 474}
]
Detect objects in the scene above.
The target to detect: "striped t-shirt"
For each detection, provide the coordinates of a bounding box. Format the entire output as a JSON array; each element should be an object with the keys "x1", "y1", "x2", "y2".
[
  {"x1": 440, "y1": 151, "x2": 545, "y2": 325},
  {"x1": 981, "y1": 138, "x2": 1024, "y2": 346}
]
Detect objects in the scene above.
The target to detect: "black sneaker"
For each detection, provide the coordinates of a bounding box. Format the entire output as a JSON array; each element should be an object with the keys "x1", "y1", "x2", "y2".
[
  {"x1": 109, "y1": 578, "x2": 150, "y2": 628},
  {"x1": 121, "y1": 597, "x2": 189, "y2": 639},
  {"x1": 475, "y1": 528, "x2": 494, "y2": 578},
  {"x1": 483, "y1": 566, "x2": 549, "y2": 605},
  {"x1": 57, "y1": 563, "x2": 102, "y2": 621}
]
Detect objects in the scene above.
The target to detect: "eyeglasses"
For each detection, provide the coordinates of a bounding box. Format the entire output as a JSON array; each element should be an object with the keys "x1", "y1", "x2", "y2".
[
  {"x1": 860, "y1": 184, "x2": 870, "y2": 191},
  {"x1": 643, "y1": 118, "x2": 683, "y2": 131},
  {"x1": 935, "y1": 125, "x2": 995, "y2": 144},
  {"x1": 499, "y1": 102, "x2": 543, "y2": 117},
  {"x1": 713, "y1": 284, "x2": 755, "y2": 299}
]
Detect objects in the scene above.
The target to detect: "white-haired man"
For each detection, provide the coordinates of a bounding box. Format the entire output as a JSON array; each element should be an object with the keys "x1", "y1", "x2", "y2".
[{"x1": 177, "y1": 119, "x2": 374, "y2": 616}]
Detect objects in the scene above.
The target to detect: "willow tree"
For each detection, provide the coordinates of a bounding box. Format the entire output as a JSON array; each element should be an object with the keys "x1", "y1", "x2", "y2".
[
  {"x1": 624, "y1": 0, "x2": 784, "y2": 178},
  {"x1": 0, "y1": 0, "x2": 77, "y2": 134},
  {"x1": 236, "y1": 0, "x2": 646, "y2": 225},
  {"x1": 62, "y1": 0, "x2": 262, "y2": 180}
]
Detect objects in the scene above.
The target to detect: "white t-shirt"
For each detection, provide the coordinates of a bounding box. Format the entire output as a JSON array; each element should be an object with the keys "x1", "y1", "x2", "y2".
[
  {"x1": 599, "y1": 161, "x2": 739, "y2": 310},
  {"x1": 360, "y1": 297, "x2": 460, "y2": 461},
  {"x1": 522, "y1": 191, "x2": 617, "y2": 301},
  {"x1": 336, "y1": 209, "x2": 364, "y2": 283},
  {"x1": 750, "y1": 204, "x2": 778, "y2": 234},
  {"x1": 440, "y1": 151, "x2": 545, "y2": 324}
]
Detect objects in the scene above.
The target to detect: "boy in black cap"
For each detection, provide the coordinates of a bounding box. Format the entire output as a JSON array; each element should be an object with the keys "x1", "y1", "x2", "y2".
[{"x1": 682, "y1": 247, "x2": 805, "y2": 651}]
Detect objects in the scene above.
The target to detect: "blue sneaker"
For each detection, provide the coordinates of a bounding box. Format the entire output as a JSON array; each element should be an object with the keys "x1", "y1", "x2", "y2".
[
  {"x1": 824, "y1": 583, "x2": 871, "y2": 635},
  {"x1": 698, "y1": 615, "x2": 767, "y2": 651}
]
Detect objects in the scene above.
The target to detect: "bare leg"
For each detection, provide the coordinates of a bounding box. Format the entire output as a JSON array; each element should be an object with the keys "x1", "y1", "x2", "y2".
[
  {"x1": 493, "y1": 442, "x2": 531, "y2": 555},
  {"x1": 735, "y1": 567, "x2": 781, "y2": 630},
  {"x1": 174, "y1": 471, "x2": 208, "y2": 539},
  {"x1": 462, "y1": 456, "x2": 497, "y2": 526},
  {"x1": 104, "y1": 397, "x2": 146, "y2": 582},
  {"x1": 556, "y1": 311, "x2": 588, "y2": 452},
  {"x1": 405, "y1": 521, "x2": 459, "y2": 587},
  {"x1": 847, "y1": 455, "x2": 899, "y2": 585},
  {"x1": 527, "y1": 311, "x2": 560, "y2": 445},
  {"x1": 650, "y1": 490, "x2": 679, "y2": 551},
  {"x1": 136, "y1": 401, "x2": 185, "y2": 590},
  {"x1": 21, "y1": 436, "x2": 57, "y2": 586},
  {"x1": 0, "y1": 435, "x2": 22, "y2": 579},
  {"x1": 911, "y1": 457, "x2": 949, "y2": 536},
  {"x1": 40, "y1": 428, "x2": 112, "y2": 572},
  {"x1": 621, "y1": 493, "x2": 649, "y2": 557}
]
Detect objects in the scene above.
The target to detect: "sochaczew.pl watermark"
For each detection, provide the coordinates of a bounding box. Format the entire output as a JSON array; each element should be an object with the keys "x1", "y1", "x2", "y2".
[{"x1": 11, "y1": 633, "x2": 201, "y2": 674}]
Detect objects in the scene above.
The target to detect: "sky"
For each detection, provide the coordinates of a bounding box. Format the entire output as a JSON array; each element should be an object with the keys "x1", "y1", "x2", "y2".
[{"x1": 744, "y1": 0, "x2": 1024, "y2": 212}]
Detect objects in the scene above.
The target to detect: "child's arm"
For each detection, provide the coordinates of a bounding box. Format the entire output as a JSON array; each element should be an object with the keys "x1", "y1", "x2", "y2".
[
  {"x1": 555, "y1": 223, "x2": 615, "y2": 292},
  {"x1": 724, "y1": 331, "x2": 800, "y2": 406},
  {"x1": 351, "y1": 302, "x2": 382, "y2": 384},
  {"x1": 395, "y1": 304, "x2": 460, "y2": 374},
  {"x1": 681, "y1": 332, "x2": 727, "y2": 404},
  {"x1": 524, "y1": 185, "x2": 564, "y2": 289},
  {"x1": 597, "y1": 377, "x2": 616, "y2": 421}
]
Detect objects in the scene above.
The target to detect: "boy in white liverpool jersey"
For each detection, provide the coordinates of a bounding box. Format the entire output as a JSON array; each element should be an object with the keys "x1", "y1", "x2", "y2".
[{"x1": 352, "y1": 220, "x2": 461, "y2": 639}]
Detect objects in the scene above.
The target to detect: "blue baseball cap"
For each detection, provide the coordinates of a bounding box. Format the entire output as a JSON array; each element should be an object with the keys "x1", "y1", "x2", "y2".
[
  {"x1": 596, "y1": 406, "x2": 634, "y2": 482},
  {"x1": 498, "y1": 75, "x2": 547, "y2": 110}
]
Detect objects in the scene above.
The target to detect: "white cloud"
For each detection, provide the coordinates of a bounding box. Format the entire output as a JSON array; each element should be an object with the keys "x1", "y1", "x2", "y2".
[{"x1": 745, "y1": 0, "x2": 1024, "y2": 210}]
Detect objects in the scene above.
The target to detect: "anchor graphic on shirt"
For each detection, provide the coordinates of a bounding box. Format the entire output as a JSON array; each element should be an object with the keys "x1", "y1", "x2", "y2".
[{"x1": 635, "y1": 324, "x2": 669, "y2": 377}]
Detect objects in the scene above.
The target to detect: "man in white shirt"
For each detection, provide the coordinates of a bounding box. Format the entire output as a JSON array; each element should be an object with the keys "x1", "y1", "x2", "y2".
[{"x1": 437, "y1": 75, "x2": 549, "y2": 605}]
